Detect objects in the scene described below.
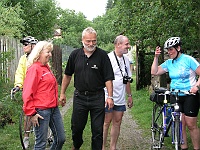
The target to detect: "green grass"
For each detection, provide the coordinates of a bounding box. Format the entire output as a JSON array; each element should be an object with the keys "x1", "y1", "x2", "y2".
[{"x1": 0, "y1": 124, "x2": 22, "y2": 149}]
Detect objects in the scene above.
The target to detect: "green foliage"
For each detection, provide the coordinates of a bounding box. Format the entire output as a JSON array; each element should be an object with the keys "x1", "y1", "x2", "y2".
[
  {"x1": 4, "y1": 0, "x2": 58, "y2": 40},
  {"x1": 0, "y1": 2, "x2": 24, "y2": 37},
  {"x1": 100, "y1": 42, "x2": 114, "y2": 53},
  {"x1": 0, "y1": 82, "x2": 22, "y2": 128},
  {"x1": 93, "y1": 7, "x2": 121, "y2": 52},
  {"x1": 113, "y1": 0, "x2": 200, "y2": 51},
  {"x1": 21, "y1": 0, "x2": 58, "y2": 40},
  {"x1": 106, "y1": 0, "x2": 114, "y2": 11},
  {"x1": 55, "y1": 8, "x2": 92, "y2": 48}
]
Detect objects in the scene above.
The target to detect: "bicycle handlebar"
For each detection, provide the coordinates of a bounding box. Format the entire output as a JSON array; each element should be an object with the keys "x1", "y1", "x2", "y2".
[
  {"x1": 155, "y1": 88, "x2": 195, "y2": 96},
  {"x1": 10, "y1": 86, "x2": 20, "y2": 100},
  {"x1": 153, "y1": 88, "x2": 195, "y2": 107}
]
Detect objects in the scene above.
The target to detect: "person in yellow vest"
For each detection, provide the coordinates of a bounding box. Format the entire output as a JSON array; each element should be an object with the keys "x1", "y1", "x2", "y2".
[{"x1": 11, "y1": 36, "x2": 38, "y2": 149}]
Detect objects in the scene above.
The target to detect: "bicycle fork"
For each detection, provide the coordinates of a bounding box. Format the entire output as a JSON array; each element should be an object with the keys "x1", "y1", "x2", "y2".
[{"x1": 171, "y1": 112, "x2": 184, "y2": 146}]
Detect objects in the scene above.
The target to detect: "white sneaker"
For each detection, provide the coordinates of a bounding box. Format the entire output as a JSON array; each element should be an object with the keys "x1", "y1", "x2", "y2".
[{"x1": 23, "y1": 137, "x2": 29, "y2": 149}]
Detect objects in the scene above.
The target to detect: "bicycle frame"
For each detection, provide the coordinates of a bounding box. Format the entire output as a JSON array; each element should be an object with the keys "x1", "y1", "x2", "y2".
[
  {"x1": 171, "y1": 111, "x2": 183, "y2": 145},
  {"x1": 159, "y1": 92, "x2": 172, "y2": 138}
]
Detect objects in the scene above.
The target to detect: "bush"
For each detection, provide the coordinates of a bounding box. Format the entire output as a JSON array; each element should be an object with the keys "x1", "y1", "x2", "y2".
[{"x1": 0, "y1": 82, "x2": 22, "y2": 128}]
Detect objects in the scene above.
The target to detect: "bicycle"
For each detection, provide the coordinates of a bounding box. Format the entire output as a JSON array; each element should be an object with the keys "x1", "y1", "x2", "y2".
[
  {"x1": 150, "y1": 87, "x2": 193, "y2": 150},
  {"x1": 11, "y1": 90, "x2": 53, "y2": 150}
]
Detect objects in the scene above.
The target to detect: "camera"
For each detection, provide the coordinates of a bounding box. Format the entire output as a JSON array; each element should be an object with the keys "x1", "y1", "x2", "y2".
[{"x1": 123, "y1": 76, "x2": 133, "y2": 84}]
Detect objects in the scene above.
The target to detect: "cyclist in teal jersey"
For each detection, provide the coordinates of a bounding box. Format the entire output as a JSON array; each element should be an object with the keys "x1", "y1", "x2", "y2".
[{"x1": 151, "y1": 37, "x2": 200, "y2": 150}]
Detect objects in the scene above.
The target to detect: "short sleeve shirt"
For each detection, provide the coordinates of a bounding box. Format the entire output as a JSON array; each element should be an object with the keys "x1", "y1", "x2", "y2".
[
  {"x1": 160, "y1": 54, "x2": 199, "y2": 91},
  {"x1": 64, "y1": 47, "x2": 114, "y2": 91},
  {"x1": 104, "y1": 51, "x2": 132, "y2": 105}
]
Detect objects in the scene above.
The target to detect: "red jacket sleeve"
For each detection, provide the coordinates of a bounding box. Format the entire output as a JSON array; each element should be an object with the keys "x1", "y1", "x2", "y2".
[{"x1": 22, "y1": 66, "x2": 39, "y2": 116}]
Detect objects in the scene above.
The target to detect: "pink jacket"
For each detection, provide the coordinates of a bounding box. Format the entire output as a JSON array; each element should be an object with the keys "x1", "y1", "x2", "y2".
[{"x1": 23, "y1": 62, "x2": 58, "y2": 116}]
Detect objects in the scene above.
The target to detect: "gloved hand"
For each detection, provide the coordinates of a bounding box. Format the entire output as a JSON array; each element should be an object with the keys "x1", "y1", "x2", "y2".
[{"x1": 11, "y1": 86, "x2": 20, "y2": 94}]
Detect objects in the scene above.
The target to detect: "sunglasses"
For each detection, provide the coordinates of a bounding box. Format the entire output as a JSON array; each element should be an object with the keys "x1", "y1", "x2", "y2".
[{"x1": 23, "y1": 43, "x2": 30, "y2": 46}]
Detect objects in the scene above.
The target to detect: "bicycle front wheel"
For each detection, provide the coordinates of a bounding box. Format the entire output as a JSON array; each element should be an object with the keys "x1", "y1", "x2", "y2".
[
  {"x1": 19, "y1": 111, "x2": 35, "y2": 150},
  {"x1": 151, "y1": 103, "x2": 164, "y2": 149},
  {"x1": 174, "y1": 114, "x2": 181, "y2": 150}
]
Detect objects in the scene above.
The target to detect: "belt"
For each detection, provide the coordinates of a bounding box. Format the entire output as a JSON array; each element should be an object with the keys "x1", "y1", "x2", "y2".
[{"x1": 78, "y1": 90, "x2": 103, "y2": 96}]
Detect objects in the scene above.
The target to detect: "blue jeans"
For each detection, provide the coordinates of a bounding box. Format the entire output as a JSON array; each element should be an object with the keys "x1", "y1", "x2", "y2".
[
  {"x1": 34, "y1": 107, "x2": 66, "y2": 150},
  {"x1": 72, "y1": 89, "x2": 105, "y2": 150}
]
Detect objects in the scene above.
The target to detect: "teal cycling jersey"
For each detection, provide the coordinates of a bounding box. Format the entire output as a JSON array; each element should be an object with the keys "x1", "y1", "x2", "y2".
[{"x1": 160, "y1": 54, "x2": 199, "y2": 92}]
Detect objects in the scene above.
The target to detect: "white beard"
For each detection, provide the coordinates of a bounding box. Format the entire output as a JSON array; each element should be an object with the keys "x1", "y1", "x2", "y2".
[{"x1": 83, "y1": 43, "x2": 96, "y2": 52}]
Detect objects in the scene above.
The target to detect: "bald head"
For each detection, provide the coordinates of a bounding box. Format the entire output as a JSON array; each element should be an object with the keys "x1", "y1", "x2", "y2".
[
  {"x1": 114, "y1": 35, "x2": 127, "y2": 45},
  {"x1": 114, "y1": 35, "x2": 131, "y2": 57}
]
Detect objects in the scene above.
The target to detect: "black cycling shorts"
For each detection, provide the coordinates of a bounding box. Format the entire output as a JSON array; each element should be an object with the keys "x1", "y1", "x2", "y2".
[{"x1": 170, "y1": 93, "x2": 199, "y2": 117}]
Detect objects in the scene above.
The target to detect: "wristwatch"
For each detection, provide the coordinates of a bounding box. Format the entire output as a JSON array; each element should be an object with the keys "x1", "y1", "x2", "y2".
[
  {"x1": 127, "y1": 94, "x2": 132, "y2": 97},
  {"x1": 107, "y1": 96, "x2": 113, "y2": 99}
]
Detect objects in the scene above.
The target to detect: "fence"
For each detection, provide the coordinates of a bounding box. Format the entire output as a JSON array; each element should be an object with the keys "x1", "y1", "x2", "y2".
[
  {"x1": 0, "y1": 36, "x2": 74, "y2": 85},
  {"x1": 0, "y1": 36, "x2": 23, "y2": 83}
]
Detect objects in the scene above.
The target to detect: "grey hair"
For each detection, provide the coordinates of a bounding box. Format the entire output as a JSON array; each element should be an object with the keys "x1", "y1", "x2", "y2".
[
  {"x1": 27, "y1": 41, "x2": 53, "y2": 67},
  {"x1": 82, "y1": 27, "x2": 97, "y2": 39},
  {"x1": 114, "y1": 35, "x2": 126, "y2": 45}
]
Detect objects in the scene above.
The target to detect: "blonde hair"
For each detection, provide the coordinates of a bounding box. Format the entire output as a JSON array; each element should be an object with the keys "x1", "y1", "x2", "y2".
[
  {"x1": 27, "y1": 41, "x2": 53, "y2": 67},
  {"x1": 82, "y1": 27, "x2": 97, "y2": 39}
]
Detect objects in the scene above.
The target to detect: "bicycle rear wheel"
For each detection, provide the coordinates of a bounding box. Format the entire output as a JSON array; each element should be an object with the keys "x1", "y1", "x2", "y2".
[
  {"x1": 151, "y1": 103, "x2": 164, "y2": 149},
  {"x1": 19, "y1": 111, "x2": 35, "y2": 150}
]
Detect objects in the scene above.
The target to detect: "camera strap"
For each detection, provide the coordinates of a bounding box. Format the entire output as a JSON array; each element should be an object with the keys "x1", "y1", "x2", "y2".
[{"x1": 113, "y1": 51, "x2": 128, "y2": 77}]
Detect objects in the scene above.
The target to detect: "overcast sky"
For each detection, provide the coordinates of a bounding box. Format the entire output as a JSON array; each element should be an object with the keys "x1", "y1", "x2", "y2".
[{"x1": 56, "y1": 0, "x2": 107, "y2": 21}]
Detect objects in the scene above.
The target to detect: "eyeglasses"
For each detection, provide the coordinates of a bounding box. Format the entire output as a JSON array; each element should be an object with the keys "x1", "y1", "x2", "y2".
[{"x1": 23, "y1": 43, "x2": 30, "y2": 46}]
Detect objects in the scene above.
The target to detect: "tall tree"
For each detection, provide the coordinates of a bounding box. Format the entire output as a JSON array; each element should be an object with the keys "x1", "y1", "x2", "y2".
[
  {"x1": 5, "y1": 0, "x2": 58, "y2": 40},
  {"x1": 0, "y1": 2, "x2": 24, "y2": 37},
  {"x1": 106, "y1": 0, "x2": 114, "y2": 11},
  {"x1": 54, "y1": 8, "x2": 92, "y2": 48}
]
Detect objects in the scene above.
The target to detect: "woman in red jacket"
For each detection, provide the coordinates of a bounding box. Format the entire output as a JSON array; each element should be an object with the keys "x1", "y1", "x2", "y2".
[{"x1": 22, "y1": 41, "x2": 65, "y2": 150}]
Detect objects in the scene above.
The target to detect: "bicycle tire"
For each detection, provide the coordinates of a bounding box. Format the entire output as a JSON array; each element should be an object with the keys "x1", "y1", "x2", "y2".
[
  {"x1": 47, "y1": 127, "x2": 54, "y2": 146},
  {"x1": 151, "y1": 103, "x2": 164, "y2": 149},
  {"x1": 19, "y1": 111, "x2": 35, "y2": 150},
  {"x1": 174, "y1": 114, "x2": 181, "y2": 150}
]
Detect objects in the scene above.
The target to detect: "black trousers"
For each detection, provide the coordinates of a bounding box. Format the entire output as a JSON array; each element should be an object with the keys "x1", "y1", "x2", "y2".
[{"x1": 71, "y1": 89, "x2": 105, "y2": 150}]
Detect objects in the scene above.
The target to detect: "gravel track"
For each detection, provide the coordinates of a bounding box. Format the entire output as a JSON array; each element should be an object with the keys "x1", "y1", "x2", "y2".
[{"x1": 60, "y1": 98, "x2": 152, "y2": 150}]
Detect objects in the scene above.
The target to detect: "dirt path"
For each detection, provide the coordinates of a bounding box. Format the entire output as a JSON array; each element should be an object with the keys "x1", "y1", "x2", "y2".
[
  {"x1": 60, "y1": 98, "x2": 152, "y2": 150},
  {"x1": 116, "y1": 108, "x2": 151, "y2": 150}
]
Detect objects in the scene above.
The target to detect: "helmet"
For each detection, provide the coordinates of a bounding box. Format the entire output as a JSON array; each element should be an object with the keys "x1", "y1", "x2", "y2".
[
  {"x1": 164, "y1": 37, "x2": 181, "y2": 49},
  {"x1": 20, "y1": 36, "x2": 38, "y2": 44}
]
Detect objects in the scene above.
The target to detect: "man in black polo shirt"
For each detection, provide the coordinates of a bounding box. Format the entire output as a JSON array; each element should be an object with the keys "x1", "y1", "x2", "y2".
[{"x1": 59, "y1": 27, "x2": 114, "y2": 150}]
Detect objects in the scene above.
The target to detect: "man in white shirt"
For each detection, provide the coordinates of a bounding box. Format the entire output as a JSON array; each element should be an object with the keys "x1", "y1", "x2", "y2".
[{"x1": 103, "y1": 35, "x2": 133, "y2": 150}]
